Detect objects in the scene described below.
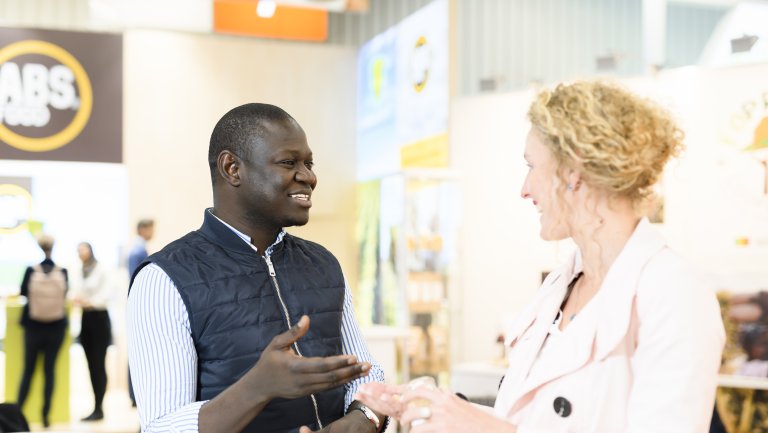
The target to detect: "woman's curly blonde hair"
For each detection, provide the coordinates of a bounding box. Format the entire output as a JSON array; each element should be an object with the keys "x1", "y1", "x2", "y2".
[{"x1": 528, "y1": 81, "x2": 685, "y2": 209}]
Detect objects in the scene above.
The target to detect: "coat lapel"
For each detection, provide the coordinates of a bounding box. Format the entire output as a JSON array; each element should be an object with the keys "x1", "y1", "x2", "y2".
[
  {"x1": 495, "y1": 266, "x2": 576, "y2": 413},
  {"x1": 496, "y1": 219, "x2": 668, "y2": 418},
  {"x1": 591, "y1": 218, "x2": 666, "y2": 359},
  {"x1": 510, "y1": 263, "x2": 595, "y2": 403}
]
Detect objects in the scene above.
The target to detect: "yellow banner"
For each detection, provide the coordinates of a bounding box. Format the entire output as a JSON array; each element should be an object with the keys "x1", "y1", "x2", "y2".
[{"x1": 400, "y1": 133, "x2": 449, "y2": 168}]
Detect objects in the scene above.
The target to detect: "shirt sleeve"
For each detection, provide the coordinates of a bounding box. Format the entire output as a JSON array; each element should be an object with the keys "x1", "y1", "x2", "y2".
[
  {"x1": 127, "y1": 263, "x2": 206, "y2": 433},
  {"x1": 340, "y1": 282, "x2": 385, "y2": 410}
]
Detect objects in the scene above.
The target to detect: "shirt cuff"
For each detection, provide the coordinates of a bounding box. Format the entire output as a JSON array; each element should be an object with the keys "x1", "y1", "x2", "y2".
[{"x1": 142, "y1": 401, "x2": 206, "y2": 433}]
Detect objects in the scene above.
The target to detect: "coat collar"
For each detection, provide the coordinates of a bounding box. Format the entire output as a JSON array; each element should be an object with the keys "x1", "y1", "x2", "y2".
[{"x1": 497, "y1": 218, "x2": 667, "y2": 415}]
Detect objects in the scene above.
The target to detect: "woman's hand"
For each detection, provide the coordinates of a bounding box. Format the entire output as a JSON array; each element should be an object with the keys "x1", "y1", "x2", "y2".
[
  {"x1": 354, "y1": 382, "x2": 408, "y2": 420},
  {"x1": 400, "y1": 388, "x2": 517, "y2": 433}
]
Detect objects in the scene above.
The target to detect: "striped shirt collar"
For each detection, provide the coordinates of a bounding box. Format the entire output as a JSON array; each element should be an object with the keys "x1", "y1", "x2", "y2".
[{"x1": 207, "y1": 209, "x2": 286, "y2": 255}]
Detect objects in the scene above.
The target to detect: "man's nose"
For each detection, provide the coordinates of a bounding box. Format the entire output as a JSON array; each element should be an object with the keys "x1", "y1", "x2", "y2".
[{"x1": 295, "y1": 165, "x2": 316, "y2": 186}]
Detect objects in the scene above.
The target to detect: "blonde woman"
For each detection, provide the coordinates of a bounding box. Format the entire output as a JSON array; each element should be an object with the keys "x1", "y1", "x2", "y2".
[{"x1": 357, "y1": 81, "x2": 725, "y2": 432}]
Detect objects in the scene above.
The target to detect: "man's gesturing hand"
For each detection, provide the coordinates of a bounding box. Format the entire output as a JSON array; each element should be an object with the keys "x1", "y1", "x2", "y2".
[{"x1": 248, "y1": 315, "x2": 371, "y2": 400}]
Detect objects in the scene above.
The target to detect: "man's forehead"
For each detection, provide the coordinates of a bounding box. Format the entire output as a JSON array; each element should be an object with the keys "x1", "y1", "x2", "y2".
[{"x1": 248, "y1": 120, "x2": 309, "y2": 153}]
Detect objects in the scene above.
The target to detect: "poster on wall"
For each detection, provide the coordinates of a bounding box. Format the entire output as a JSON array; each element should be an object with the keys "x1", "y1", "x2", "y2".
[
  {"x1": 356, "y1": 0, "x2": 448, "y2": 180},
  {"x1": 395, "y1": 0, "x2": 449, "y2": 169},
  {"x1": 0, "y1": 28, "x2": 122, "y2": 162},
  {"x1": 356, "y1": 28, "x2": 398, "y2": 181}
]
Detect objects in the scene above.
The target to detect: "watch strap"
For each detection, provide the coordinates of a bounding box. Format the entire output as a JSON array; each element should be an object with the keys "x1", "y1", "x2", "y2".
[{"x1": 353, "y1": 405, "x2": 381, "y2": 430}]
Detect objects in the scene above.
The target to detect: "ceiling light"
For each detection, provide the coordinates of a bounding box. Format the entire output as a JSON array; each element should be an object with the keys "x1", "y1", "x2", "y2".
[
  {"x1": 256, "y1": 0, "x2": 277, "y2": 18},
  {"x1": 731, "y1": 34, "x2": 759, "y2": 54}
]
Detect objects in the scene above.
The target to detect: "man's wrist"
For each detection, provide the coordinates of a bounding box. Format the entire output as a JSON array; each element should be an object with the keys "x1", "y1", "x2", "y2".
[
  {"x1": 347, "y1": 408, "x2": 377, "y2": 433},
  {"x1": 347, "y1": 400, "x2": 388, "y2": 433}
]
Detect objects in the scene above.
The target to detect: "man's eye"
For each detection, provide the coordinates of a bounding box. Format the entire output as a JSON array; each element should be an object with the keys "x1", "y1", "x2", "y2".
[
  {"x1": 305, "y1": 161, "x2": 314, "y2": 169},
  {"x1": 280, "y1": 160, "x2": 295, "y2": 166}
]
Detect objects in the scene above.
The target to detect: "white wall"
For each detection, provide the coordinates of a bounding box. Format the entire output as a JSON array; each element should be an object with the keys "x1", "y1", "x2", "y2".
[
  {"x1": 123, "y1": 30, "x2": 358, "y2": 279},
  {"x1": 450, "y1": 90, "x2": 574, "y2": 364}
]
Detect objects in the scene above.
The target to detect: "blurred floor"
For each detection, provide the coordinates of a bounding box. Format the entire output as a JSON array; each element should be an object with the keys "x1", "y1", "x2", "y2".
[{"x1": 1, "y1": 343, "x2": 140, "y2": 433}]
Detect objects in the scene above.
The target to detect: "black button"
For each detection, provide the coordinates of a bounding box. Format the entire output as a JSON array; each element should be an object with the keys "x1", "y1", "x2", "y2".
[{"x1": 553, "y1": 397, "x2": 572, "y2": 417}]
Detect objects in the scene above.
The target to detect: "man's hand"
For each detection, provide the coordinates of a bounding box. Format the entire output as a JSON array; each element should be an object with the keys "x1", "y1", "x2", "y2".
[
  {"x1": 297, "y1": 409, "x2": 376, "y2": 433},
  {"x1": 200, "y1": 315, "x2": 371, "y2": 433},
  {"x1": 247, "y1": 315, "x2": 372, "y2": 400}
]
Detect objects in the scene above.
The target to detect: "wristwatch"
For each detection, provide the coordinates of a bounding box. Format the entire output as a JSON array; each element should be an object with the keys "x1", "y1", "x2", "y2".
[{"x1": 353, "y1": 404, "x2": 381, "y2": 431}]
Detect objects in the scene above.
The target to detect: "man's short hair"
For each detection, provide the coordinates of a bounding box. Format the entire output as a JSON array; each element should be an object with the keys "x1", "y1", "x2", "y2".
[
  {"x1": 208, "y1": 103, "x2": 297, "y2": 183},
  {"x1": 37, "y1": 233, "x2": 54, "y2": 252},
  {"x1": 137, "y1": 219, "x2": 154, "y2": 231}
]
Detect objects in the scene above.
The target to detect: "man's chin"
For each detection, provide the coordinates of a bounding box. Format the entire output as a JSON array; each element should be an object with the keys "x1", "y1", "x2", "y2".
[{"x1": 285, "y1": 216, "x2": 310, "y2": 228}]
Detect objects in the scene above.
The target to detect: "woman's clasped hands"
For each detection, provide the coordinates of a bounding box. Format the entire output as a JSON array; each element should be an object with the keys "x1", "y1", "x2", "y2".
[{"x1": 354, "y1": 382, "x2": 517, "y2": 433}]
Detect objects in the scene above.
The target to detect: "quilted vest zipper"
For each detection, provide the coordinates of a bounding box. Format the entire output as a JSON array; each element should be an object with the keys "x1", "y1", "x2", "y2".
[{"x1": 264, "y1": 254, "x2": 324, "y2": 429}]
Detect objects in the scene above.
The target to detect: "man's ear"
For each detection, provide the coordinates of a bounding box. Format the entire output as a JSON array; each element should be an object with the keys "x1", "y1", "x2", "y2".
[{"x1": 218, "y1": 151, "x2": 241, "y2": 187}]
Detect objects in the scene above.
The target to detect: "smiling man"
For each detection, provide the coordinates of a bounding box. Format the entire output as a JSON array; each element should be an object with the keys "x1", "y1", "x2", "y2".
[{"x1": 127, "y1": 103, "x2": 386, "y2": 433}]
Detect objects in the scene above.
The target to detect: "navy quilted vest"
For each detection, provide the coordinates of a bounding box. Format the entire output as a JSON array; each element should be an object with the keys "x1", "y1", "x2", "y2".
[{"x1": 130, "y1": 210, "x2": 346, "y2": 433}]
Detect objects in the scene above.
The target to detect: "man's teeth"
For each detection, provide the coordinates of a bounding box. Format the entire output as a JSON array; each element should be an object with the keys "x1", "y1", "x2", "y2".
[{"x1": 290, "y1": 194, "x2": 309, "y2": 201}]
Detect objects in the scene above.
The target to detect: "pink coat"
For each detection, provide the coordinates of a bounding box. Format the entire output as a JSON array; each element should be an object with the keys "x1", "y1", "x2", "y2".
[{"x1": 494, "y1": 219, "x2": 724, "y2": 433}]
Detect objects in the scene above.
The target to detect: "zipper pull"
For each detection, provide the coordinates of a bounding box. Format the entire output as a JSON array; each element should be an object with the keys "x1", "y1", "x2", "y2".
[{"x1": 264, "y1": 255, "x2": 276, "y2": 277}]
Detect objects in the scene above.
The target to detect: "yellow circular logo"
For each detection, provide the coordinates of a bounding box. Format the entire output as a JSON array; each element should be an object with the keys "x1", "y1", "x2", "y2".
[
  {"x1": 0, "y1": 40, "x2": 93, "y2": 152},
  {"x1": 0, "y1": 183, "x2": 33, "y2": 234},
  {"x1": 411, "y1": 36, "x2": 431, "y2": 93}
]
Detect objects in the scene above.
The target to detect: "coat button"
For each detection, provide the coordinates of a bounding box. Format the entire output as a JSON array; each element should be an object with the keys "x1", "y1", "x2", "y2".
[{"x1": 553, "y1": 397, "x2": 572, "y2": 417}]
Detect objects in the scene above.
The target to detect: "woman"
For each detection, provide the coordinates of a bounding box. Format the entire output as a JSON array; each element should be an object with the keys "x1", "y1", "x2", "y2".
[
  {"x1": 73, "y1": 242, "x2": 113, "y2": 422},
  {"x1": 356, "y1": 81, "x2": 725, "y2": 432},
  {"x1": 17, "y1": 234, "x2": 68, "y2": 428}
]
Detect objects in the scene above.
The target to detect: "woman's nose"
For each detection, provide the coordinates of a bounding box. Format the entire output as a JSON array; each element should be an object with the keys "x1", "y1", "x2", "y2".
[{"x1": 521, "y1": 179, "x2": 530, "y2": 199}]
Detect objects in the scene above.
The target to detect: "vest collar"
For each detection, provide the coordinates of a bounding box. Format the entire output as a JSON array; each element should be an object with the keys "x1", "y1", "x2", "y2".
[{"x1": 199, "y1": 208, "x2": 286, "y2": 256}]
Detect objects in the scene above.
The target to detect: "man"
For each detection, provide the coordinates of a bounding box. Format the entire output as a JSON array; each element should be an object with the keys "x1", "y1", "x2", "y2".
[
  {"x1": 127, "y1": 103, "x2": 386, "y2": 433},
  {"x1": 127, "y1": 219, "x2": 154, "y2": 277}
]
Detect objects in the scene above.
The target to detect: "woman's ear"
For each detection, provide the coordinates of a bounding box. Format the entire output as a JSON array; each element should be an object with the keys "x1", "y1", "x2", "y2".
[
  {"x1": 218, "y1": 151, "x2": 241, "y2": 187},
  {"x1": 566, "y1": 170, "x2": 582, "y2": 192}
]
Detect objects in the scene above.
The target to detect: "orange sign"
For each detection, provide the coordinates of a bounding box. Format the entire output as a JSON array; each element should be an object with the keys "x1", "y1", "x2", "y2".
[{"x1": 214, "y1": 0, "x2": 328, "y2": 42}]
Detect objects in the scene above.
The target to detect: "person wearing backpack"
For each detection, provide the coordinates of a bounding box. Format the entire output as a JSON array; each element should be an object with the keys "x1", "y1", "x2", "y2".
[{"x1": 17, "y1": 234, "x2": 68, "y2": 428}]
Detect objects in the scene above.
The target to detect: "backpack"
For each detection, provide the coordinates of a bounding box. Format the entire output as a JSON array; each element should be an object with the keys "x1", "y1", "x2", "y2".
[{"x1": 27, "y1": 264, "x2": 66, "y2": 322}]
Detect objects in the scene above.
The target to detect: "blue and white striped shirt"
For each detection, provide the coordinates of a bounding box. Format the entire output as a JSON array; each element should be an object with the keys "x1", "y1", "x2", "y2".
[{"x1": 127, "y1": 219, "x2": 383, "y2": 433}]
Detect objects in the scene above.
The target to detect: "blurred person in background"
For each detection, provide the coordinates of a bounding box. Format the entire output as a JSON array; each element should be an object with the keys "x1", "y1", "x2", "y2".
[
  {"x1": 356, "y1": 81, "x2": 725, "y2": 433},
  {"x1": 17, "y1": 234, "x2": 68, "y2": 428},
  {"x1": 127, "y1": 219, "x2": 154, "y2": 277},
  {"x1": 72, "y1": 242, "x2": 113, "y2": 422}
]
